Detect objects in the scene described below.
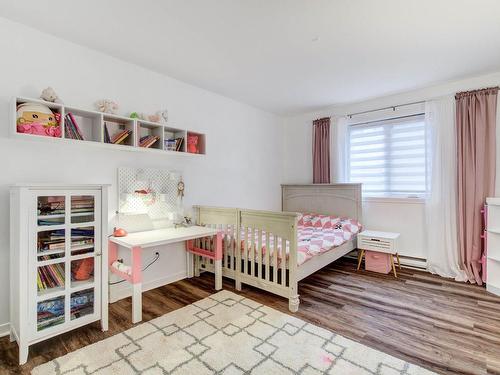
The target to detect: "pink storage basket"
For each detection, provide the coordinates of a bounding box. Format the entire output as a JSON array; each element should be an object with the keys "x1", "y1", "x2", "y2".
[{"x1": 365, "y1": 251, "x2": 392, "y2": 274}]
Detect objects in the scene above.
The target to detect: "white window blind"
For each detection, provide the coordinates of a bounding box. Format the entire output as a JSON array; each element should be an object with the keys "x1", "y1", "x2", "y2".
[{"x1": 347, "y1": 113, "x2": 427, "y2": 197}]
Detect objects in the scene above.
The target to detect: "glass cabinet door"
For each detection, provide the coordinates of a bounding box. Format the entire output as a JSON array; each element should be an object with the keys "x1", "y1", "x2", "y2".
[
  {"x1": 68, "y1": 191, "x2": 101, "y2": 326},
  {"x1": 31, "y1": 190, "x2": 101, "y2": 337}
]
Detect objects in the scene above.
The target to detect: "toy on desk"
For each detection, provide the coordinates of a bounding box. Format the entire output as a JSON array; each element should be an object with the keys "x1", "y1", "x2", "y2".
[
  {"x1": 113, "y1": 227, "x2": 128, "y2": 237},
  {"x1": 111, "y1": 260, "x2": 132, "y2": 275},
  {"x1": 175, "y1": 216, "x2": 193, "y2": 228},
  {"x1": 16, "y1": 103, "x2": 61, "y2": 137}
]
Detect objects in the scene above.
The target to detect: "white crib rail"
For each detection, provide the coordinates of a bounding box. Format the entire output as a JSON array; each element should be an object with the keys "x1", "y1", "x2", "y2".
[{"x1": 193, "y1": 206, "x2": 300, "y2": 312}]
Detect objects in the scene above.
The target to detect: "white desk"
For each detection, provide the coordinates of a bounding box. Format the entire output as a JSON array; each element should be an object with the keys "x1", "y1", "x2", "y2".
[{"x1": 109, "y1": 226, "x2": 222, "y2": 323}]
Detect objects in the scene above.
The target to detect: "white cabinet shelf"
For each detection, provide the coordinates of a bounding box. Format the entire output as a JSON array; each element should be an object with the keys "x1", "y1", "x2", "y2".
[
  {"x1": 12, "y1": 96, "x2": 206, "y2": 156},
  {"x1": 10, "y1": 184, "x2": 109, "y2": 365},
  {"x1": 486, "y1": 198, "x2": 500, "y2": 297}
]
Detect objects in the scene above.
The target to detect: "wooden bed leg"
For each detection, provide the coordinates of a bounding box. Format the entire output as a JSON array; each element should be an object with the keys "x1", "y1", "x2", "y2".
[
  {"x1": 288, "y1": 277, "x2": 300, "y2": 312},
  {"x1": 235, "y1": 279, "x2": 242, "y2": 291},
  {"x1": 289, "y1": 294, "x2": 300, "y2": 312},
  {"x1": 194, "y1": 255, "x2": 200, "y2": 277}
]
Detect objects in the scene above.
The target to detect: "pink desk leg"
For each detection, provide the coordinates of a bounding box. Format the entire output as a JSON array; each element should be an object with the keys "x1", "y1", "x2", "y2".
[{"x1": 131, "y1": 246, "x2": 143, "y2": 323}]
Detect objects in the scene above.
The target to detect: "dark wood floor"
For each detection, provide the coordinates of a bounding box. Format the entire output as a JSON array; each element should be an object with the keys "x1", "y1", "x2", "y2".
[{"x1": 1, "y1": 258, "x2": 500, "y2": 375}]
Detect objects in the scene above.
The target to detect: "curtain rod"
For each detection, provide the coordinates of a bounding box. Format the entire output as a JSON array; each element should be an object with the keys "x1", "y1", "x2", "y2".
[{"x1": 347, "y1": 100, "x2": 425, "y2": 119}]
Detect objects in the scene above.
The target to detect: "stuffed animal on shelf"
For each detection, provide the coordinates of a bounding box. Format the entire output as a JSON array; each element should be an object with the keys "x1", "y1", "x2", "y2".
[
  {"x1": 95, "y1": 99, "x2": 119, "y2": 114},
  {"x1": 16, "y1": 103, "x2": 61, "y2": 137},
  {"x1": 187, "y1": 134, "x2": 199, "y2": 153},
  {"x1": 157, "y1": 109, "x2": 168, "y2": 124},
  {"x1": 40, "y1": 87, "x2": 63, "y2": 104},
  {"x1": 147, "y1": 113, "x2": 161, "y2": 123},
  {"x1": 130, "y1": 110, "x2": 167, "y2": 124}
]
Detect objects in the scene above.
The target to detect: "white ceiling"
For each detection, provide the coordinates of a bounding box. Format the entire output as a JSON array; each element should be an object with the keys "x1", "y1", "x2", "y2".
[{"x1": 1, "y1": 0, "x2": 500, "y2": 114}]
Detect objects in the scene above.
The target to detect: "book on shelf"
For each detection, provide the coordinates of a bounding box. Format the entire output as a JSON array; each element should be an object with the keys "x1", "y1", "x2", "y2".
[
  {"x1": 37, "y1": 297, "x2": 65, "y2": 330},
  {"x1": 37, "y1": 263, "x2": 65, "y2": 291},
  {"x1": 38, "y1": 231, "x2": 65, "y2": 251},
  {"x1": 38, "y1": 200, "x2": 65, "y2": 216},
  {"x1": 111, "y1": 129, "x2": 132, "y2": 145},
  {"x1": 165, "y1": 137, "x2": 184, "y2": 152},
  {"x1": 139, "y1": 135, "x2": 160, "y2": 148},
  {"x1": 71, "y1": 289, "x2": 94, "y2": 319},
  {"x1": 103, "y1": 123, "x2": 111, "y2": 143},
  {"x1": 175, "y1": 137, "x2": 184, "y2": 151},
  {"x1": 71, "y1": 197, "x2": 94, "y2": 214},
  {"x1": 64, "y1": 113, "x2": 84, "y2": 140}
]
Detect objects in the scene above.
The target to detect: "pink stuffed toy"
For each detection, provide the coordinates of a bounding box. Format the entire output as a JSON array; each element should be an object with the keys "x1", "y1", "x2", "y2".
[
  {"x1": 16, "y1": 103, "x2": 61, "y2": 138},
  {"x1": 17, "y1": 123, "x2": 61, "y2": 137},
  {"x1": 187, "y1": 134, "x2": 199, "y2": 153}
]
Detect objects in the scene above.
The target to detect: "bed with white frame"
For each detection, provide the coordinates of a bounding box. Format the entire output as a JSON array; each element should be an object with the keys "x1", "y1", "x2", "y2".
[{"x1": 192, "y1": 183, "x2": 362, "y2": 312}]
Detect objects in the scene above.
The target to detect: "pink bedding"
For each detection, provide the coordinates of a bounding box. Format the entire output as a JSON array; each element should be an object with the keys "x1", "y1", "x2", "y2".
[{"x1": 238, "y1": 213, "x2": 362, "y2": 266}]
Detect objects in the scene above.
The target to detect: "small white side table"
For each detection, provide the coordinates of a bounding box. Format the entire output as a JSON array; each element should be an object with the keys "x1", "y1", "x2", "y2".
[{"x1": 357, "y1": 230, "x2": 401, "y2": 277}]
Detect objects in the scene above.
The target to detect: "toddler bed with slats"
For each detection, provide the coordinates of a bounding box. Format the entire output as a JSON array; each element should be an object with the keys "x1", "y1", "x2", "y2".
[{"x1": 191, "y1": 183, "x2": 362, "y2": 312}]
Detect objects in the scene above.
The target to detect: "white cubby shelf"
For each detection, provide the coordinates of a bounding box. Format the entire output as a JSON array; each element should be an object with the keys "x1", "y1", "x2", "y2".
[
  {"x1": 486, "y1": 197, "x2": 500, "y2": 297},
  {"x1": 11, "y1": 97, "x2": 206, "y2": 156}
]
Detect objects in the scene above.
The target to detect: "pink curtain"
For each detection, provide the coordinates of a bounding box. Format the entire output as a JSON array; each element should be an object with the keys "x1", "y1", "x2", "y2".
[
  {"x1": 456, "y1": 87, "x2": 498, "y2": 284},
  {"x1": 313, "y1": 117, "x2": 331, "y2": 183}
]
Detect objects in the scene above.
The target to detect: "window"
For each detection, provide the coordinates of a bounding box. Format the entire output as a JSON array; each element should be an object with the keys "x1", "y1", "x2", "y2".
[{"x1": 347, "y1": 114, "x2": 427, "y2": 197}]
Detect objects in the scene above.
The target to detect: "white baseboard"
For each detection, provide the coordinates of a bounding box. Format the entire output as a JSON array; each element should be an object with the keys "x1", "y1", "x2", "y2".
[
  {"x1": 487, "y1": 283, "x2": 500, "y2": 297},
  {"x1": 0, "y1": 322, "x2": 10, "y2": 338},
  {"x1": 109, "y1": 271, "x2": 187, "y2": 303},
  {"x1": 346, "y1": 252, "x2": 427, "y2": 270}
]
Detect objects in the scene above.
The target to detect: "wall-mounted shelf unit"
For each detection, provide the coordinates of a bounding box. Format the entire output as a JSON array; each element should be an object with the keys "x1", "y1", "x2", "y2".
[{"x1": 11, "y1": 97, "x2": 206, "y2": 156}]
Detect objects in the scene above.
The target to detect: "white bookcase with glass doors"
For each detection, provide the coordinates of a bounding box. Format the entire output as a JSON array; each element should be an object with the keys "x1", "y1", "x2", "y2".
[{"x1": 10, "y1": 184, "x2": 109, "y2": 365}]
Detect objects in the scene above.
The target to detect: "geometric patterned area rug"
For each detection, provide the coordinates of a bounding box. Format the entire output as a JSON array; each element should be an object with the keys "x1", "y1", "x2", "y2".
[{"x1": 32, "y1": 290, "x2": 435, "y2": 374}]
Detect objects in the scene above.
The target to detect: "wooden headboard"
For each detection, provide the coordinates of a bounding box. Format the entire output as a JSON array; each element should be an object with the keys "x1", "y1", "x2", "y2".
[{"x1": 281, "y1": 184, "x2": 362, "y2": 222}]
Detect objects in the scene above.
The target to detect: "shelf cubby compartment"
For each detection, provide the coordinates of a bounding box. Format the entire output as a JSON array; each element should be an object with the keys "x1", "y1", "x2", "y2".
[
  {"x1": 64, "y1": 107, "x2": 103, "y2": 143},
  {"x1": 37, "y1": 262, "x2": 65, "y2": 296},
  {"x1": 38, "y1": 228, "x2": 65, "y2": 254},
  {"x1": 71, "y1": 288, "x2": 95, "y2": 320},
  {"x1": 71, "y1": 195, "x2": 95, "y2": 224},
  {"x1": 137, "y1": 120, "x2": 163, "y2": 150},
  {"x1": 37, "y1": 295, "x2": 65, "y2": 332},
  {"x1": 71, "y1": 257, "x2": 95, "y2": 289},
  {"x1": 14, "y1": 97, "x2": 63, "y2": 139},
  {"x1": 186, "y1": 131, "x2": 206, "y2": 154},
  {"x1": 71, "y1": 226, "x2": 94, "y2": 253},
  {"x1": 103, "y1": 114, "x2": 135, "y2": 147},
  {"x1": 163, "y1": 127, "x2": 186, "y2": 152},
  {"x1": 37, "y1": 196, "x2": 65, "y2": 226}
]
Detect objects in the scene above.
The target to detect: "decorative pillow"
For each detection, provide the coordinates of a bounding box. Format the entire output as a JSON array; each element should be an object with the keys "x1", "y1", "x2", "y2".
[{"x1": 298, "y1": 213, "x2": 342, "y2": 228}]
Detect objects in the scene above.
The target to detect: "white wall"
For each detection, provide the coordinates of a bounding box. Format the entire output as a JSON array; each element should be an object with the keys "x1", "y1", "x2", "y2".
[
  {"x1": 0, "y1": 18, "x2": 285, "y2": 330},
  {"x1": 284, "y1": 71, "x2": 500, "y2": 260}
]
